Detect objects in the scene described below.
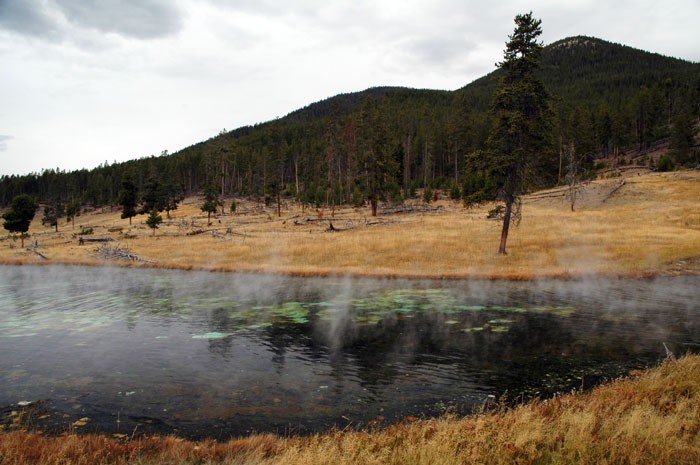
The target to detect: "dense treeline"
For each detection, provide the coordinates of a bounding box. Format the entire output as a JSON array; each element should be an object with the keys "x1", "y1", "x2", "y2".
[{"x1": 1, "y1": 36, "x2": 699, "y2": 215}]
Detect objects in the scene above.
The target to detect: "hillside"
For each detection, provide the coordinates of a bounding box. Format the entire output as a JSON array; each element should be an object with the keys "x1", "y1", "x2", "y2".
[{"x1": 1, "y1": 36, "x2": 699, "y2": 213}]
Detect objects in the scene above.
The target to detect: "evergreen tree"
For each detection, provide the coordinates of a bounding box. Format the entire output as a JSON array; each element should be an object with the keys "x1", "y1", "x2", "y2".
[
  {"x1": 65, "y1": 201, "x2": 80, "y2": 229},
  {"x1": 423, "y1": 186, "x2": 433, "y2": 203},
  {"x1": 161, "y1": 181, "x2": 184, "y2": 219},
  {"x1": 201, "y1": 184, "x2": 220, "y2": 225},
  {"x1": 42, "y1": 199, "x2": 64, "y2": 232},
  {"x1": 146, "y1": 208, "x2": 163, "y2": 235},
  {"x1": 118, "y1": 173, "x2": 138, "y2": 225},
  {"x1": 140, "y1": 175, "x2": 163, "y2": 214},
  {"x1": 670, "y1": 103, "x2": 698, "y2": 165},
  {"x1": 489, "y1": 12, "x2": 552, "y2": 255},
  {"x1": 357, "y1": 98, "x2": 398, "y2": 216},
  {"x1": 2, "y1": 194, "x2": 38, "y2": 247}
]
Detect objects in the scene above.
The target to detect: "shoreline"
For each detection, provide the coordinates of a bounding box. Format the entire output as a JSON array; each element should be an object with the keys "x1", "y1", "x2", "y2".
[
  {"x1": 2, "y1": 256, "x2": 698, "y2": 281},
  {"x1": 2, "y1": 354, "x2": 698, "y2": 464}
]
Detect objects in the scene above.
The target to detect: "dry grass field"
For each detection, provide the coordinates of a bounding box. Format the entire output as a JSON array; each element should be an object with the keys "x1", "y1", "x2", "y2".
[
  {"x1": 2, "y1": 170, "x2": 700, "y2": 278},
  {"x1": 2, "y1": 354, "x2": 699, "y2": 465}
]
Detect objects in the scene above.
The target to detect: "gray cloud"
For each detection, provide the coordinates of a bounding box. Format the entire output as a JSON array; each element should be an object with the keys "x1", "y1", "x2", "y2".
[
  {"x1": 56, "y1": 0, "x2": 182, "y2": 39},
  {"x1": 0, "y1": 135, "x2": 13, "y2": 151},
  {"x1": 406, "y1": 36, "x2": 477, "y2": 67},
  {"x1": 0, "y1": 0, "x2": 60, "y2": 39},
  {"x1": 0, "y1": 0, "x2": 183, "y2": 40}
]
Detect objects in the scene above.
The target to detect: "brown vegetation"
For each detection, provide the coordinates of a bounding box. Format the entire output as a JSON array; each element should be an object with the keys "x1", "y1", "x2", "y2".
[
  {"x1": 1, "y1": 171, "x2": 699, "y2": 279},
  {"x1": 2, "y1": 354, "x2": 699, "y2": 465}
]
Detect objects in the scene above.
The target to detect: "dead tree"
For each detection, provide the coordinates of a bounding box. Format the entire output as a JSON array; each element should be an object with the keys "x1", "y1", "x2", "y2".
[{"x1": 565, "y1": 143, "x2": 585, "y2": 212}]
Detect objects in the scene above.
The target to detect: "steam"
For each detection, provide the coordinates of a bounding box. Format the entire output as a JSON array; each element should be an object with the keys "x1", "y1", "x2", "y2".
[{"x1": 1, "y1": 263, "x2": 699, "y2": 437}]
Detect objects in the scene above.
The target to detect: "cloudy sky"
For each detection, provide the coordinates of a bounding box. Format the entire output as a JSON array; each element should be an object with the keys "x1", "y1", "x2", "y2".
[{"x1": 1, "y1": 0, "x2": 698, "y2": 176}]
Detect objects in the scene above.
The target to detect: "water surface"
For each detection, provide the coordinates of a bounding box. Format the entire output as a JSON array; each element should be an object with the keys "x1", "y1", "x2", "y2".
[{"x1": 1, "y1": 265, "x2": 698, "y2": 439}]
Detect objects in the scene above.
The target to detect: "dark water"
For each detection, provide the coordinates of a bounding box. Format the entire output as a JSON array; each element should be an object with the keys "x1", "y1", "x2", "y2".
[{"x1": 1, "y1": 265, "x2": 698, "y2": 439}]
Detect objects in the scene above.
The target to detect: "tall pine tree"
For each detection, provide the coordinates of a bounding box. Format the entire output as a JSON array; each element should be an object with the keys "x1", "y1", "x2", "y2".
[
  {"x1": 118, "y1": 173, "x2": 138, "y2": 225},
  {"x1": 489, "y1": 12, "x2": 552, "y2": 255}
]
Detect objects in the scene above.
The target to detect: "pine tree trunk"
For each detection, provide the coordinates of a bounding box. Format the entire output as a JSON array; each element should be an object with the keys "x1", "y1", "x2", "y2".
[
  {"x1": 498, "y1": 199, "x2": 512, "y2": 255},
  {"x1": 371, "y1": 198, "x2": 377, "y2": 217},
  {"x1": 498, "y1": 171, "x2": 516, "y2": 255},
  {"x1": 21, "y1": 233, "x2": 25, "y2": 248},
  {"x1": 294, "y1": 159, "x2": 299, "y2": 199},
  {"x1": 403, "y1": 136, "x2": 411, "y2": 198},
  {"x1": 557, "y1": 135, "x2": 563, "y2": 186}
]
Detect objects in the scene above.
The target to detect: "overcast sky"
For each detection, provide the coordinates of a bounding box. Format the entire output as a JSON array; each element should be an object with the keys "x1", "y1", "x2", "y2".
[{"x1": 1, "y1": 0, "x2": 698, "y2": 176}]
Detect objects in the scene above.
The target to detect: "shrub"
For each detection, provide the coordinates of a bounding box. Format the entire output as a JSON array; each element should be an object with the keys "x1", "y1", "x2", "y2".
[
  {"x1": 487, "y1": 205, "x2": 505, "y2": 219},
  {"x1": 449, "y1": 183, "x2": 461, "y2": 200},
  {"x1": 351, "y1": 189, "x2": 365, "y2": 208},
  {"x1": 656, "y1": 154, "x2": 675, "y2": 172}
]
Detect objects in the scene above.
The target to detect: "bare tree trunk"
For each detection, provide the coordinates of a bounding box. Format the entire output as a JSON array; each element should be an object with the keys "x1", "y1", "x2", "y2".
[
  {"x1": 294, "y1": 158, "x2": 299, "y2": 198},
  {"x1": 498, "y1": 198, "x2": 512, "y2": 255},
  {"x1": 346, "y1": 154, "x2": 352, "y2": 202},
  {"x1": 20, "y1": 233, "x2": 25, "y2": 248},
  {"x1": 403, "y1": 135, "x2": 412, "y2": 198},
  {"x1": 498, "y1": 172, "x2": 516, "y2": 255},
  {"x1": 454, "y1": 148, "x2": 458, "y2": 184},
  {"x1": 371, "y1": 198, "x2": 377, "y2": 217},
  {"x1": 423, "y1": 140, "x2": 428, "y2": 187},
  {"x1": 221, "y1": 156, "x2": 225, "y2": 199},
  {"x1": 557, "y1": 135, "x2": 563, "y2": 186},
  {"x1": 338, "y1": 157, "x2": 343, "y2": 204}
]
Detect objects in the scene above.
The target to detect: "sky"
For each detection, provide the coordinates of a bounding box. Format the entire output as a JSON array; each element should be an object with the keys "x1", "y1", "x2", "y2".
[{"x1": 1, "y1": 0, "x2": 698, "y2": 177}]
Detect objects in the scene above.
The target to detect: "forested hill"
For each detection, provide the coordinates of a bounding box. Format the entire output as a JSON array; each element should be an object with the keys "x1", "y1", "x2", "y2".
[
  {"x1": 461, "y1": 36, "x2": 700, "y2": 110},
  {"x1": 2, "y1": 36, "x2": 699, "y2": 211}
]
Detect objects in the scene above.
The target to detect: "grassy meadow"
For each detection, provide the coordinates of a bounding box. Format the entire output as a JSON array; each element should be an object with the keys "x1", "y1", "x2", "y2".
[{"x1": 2, "y1": 170, "x2": 699, "y2": 279}]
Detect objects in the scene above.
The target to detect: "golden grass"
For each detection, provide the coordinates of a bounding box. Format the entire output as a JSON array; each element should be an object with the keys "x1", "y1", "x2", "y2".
[
  {"x1": 3, "y1": 354, "x2": 700, "y2": 465},
  {"x1": 2, "y1": 170, "x2": 700, "y2": 279}
]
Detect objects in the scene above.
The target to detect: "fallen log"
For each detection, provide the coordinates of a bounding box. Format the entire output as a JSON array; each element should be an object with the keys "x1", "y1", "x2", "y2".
[
  {"x1": 185, "y1": 229, "x2": 208, "y2": 236},
  {"x1": 78, "y1": 237, "x2": 115, "y2": 245},
  {"x1": 27, "y1": 246, "x2": 48, "y2": 260},
  {"x1": 212, "y1": 231, "x2": 233, "y2": 241},
  {"x1": 600, "y1": 179, "x2": 626, "y2": 204},
  {"x1": 95, "y1": 244, "x2": 154, "y2": 263}
]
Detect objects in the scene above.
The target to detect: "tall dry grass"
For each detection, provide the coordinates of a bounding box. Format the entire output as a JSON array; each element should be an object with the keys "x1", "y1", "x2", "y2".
[
  {"x1": 1, "y1": 171, "x2": 699, "y2": 278},
  {"x1": 2, "y1": 355, "x2": 700, "y2": 465}
]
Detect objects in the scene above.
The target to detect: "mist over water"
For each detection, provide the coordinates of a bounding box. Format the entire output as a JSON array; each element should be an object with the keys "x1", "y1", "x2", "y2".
[{"x1": 1, "y1": 264, "x2": 698, "y2": 439}]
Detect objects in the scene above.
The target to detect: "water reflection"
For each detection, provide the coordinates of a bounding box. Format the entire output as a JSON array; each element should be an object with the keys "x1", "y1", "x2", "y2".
[{"x1": 1, "y1": 265, "x2": 699, "y2": 439}]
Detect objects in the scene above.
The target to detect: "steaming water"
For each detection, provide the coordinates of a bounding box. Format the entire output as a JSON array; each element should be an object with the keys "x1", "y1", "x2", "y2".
[{"x1": 1, "y1": 264, "x2": 699, "y2": 439}]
